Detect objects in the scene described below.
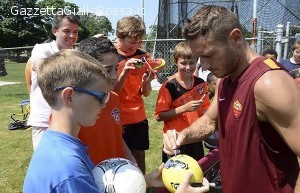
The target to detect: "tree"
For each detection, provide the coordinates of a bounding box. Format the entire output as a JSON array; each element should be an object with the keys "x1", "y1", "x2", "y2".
[
  {"x1": 144, "y1": 25, "x2": 157, "y2": 54},
  {"x1": 80, "y1": 14, "x2": 114, "y2": 37},
  {"x1": 0, "y1": 0, "x2": 114, "y2": 47},
  {"x1": 97, "y1": 16, "x2": 114, "y2": 36},
  {"x1": 37, "y1": 0, "x2": 114, "y2": 41},
  {"x1": 0, "y1": 0, "x2": 47, "y2": 47},
  {"x1": 145, "y1": 25, "x2": 157, "y2": 40}
]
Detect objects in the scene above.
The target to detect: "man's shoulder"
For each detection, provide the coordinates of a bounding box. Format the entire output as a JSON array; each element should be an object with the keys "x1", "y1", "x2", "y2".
[
  {"x1": 32, "y1": 41, "x2": 58, "y2": 58},
  {"x1": 254, "y1": 70, "x2": 291, "y2": 100}
]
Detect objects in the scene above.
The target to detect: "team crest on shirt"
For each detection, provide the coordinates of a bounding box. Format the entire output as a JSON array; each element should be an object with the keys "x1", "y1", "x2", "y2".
[
  {"x1": 199, "y1": 85, "x2": 204, "y2": 95},
  {"x1": 111, "y1": 108, "x2": 121, "y2": 124},
  {"x1": 233, "y1": 100, "x2": 242, "y2": 118}
]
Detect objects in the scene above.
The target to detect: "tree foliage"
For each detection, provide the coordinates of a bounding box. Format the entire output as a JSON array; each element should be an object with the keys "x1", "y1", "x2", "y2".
[
  {"x1": 0, "y1": 0, "x2": 114, "y2": 47},
  {"x1": 0, "y1": 0, "x2": 47, "y2": 47},
  {"x1": 80, "y1": 14, "x2": 114, "y2": 37}
]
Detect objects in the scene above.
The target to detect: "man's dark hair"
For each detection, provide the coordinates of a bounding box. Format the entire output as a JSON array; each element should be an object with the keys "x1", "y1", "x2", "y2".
[
  {"x1": 262, "y1": 49, "x2": 278, "y2": 58},
  {"x1": 77, "y1": 37, "x2": 118, "y2": 61},
  {"x1": 182, "y1": 5, "x2": 242, "y2": 43},
  {"x1": 52, "y1": 14, "x2": 79, "y2": 29}
]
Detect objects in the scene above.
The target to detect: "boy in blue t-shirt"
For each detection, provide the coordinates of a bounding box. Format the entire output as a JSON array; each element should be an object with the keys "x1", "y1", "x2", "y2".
[{"x1": 23, "y1": 50, "x2": 111, "y2": 193}]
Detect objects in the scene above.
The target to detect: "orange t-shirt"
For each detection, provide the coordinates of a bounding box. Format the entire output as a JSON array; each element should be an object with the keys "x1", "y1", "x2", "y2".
[
  {"x1": 155, "y1": 75, "x2": 210, "y2": 133},
  {"x1": 78, "y1": 92, "x2": 124, "y2": 165},
  {"x1": 117, "y1": 49, "x2": 156, "y2": 125}
]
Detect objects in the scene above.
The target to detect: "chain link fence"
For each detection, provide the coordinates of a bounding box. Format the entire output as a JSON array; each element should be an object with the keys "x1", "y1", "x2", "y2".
[
  {"x1": 0, "y1": 47, "x2": 32, "y2": 77},
  {"x1": 157, "y1": 0, "x2": 300, "y2": 39},
  {"x1": 1, "y1": 30, "x2": 299, "y2": 92}
]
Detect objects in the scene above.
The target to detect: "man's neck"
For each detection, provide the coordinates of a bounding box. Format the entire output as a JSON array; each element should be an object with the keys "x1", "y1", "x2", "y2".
[{"x1": 229, "y1": 45, "x2": 260, "y2": 81}]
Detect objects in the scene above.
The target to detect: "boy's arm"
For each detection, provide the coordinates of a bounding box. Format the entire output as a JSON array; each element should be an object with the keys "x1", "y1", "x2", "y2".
[
  {"x1": 145, "y1": 164, "x2": 210, "y2": 193},
  {"x1": 176, "y1": 175, "x2": 210, "y2": 193},
  {"x1": 25, "y1": 57, "x2": 32, "y2": 94},
  {"x1": 145, "y1": 163, "x2": 164, "y2": 188},
  {"x1": 140, "y1": 72, "x2": 155, "y2": 97},
  {"x1": 162, "y1": 79, "x2": 220, "y2": 155},
  {"x1": 156, "y1": 100, "x2": 205, "y2": 122},
  {"x1": 157, "y1": 80, "x2": 209, "y2": 121},
  {"x1": 113, "y1": 59, "x2": 135, "y2": 93},
  {"x1": 141, "y1": 54, "x2": 161, "y2": 97},
  {"x1": 122, "y1": 139, "x2": 136, "y2": 163}
]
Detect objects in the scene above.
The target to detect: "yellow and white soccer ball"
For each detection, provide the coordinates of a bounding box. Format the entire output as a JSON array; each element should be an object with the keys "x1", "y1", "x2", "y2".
[
  {"x1": 162, "y1": 154, "x2": 203, "y2": 193},
  {"x1": 92, "y1": 158, "x2": 146, "y2": 193}
]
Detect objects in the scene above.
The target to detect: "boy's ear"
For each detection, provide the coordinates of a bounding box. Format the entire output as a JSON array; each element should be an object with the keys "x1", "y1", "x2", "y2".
[{"x1": 61, "y1": 87, "x2": 73, "y2": 105}]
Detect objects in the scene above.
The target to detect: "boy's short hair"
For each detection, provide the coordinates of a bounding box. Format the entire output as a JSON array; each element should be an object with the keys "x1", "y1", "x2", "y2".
[
  {"x1": 207, "y1": 72, "x2": 216, "y2": 83},
  {"x1": 52, "y1": 14, "x2": 79, "y2": 29},
  {"x1": 262, "y1": 49, "x2": 278, "y2": 58},
  {"x1": 173, "y1": 41, "x2": 197, "y2": 63},
  {"x1": 38, "y1": 49, "x2": 110, "y2": 106},
  {"x1": 116, "y1": 16, "x2": 146, "y2": 39},
  {"x1": 291, "y1": 41, "x2": 300, "y2": 51},
  {"x1": 77, "y1": 37, "x2": 118, "y2": 61}
]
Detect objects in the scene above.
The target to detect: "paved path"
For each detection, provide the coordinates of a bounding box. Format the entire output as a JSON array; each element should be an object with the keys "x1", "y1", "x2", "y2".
[{"x1": 0, "y1": 81, "x2": 20, "y2": 86}]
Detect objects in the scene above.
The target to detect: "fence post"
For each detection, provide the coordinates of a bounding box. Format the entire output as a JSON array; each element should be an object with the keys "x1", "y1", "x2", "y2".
[
  {"x1": 283, "y1": 22, "x2": 291, "y2": 60},
  {"x1": 275, "y1": 24, "x2": 284, "y2": 62},
  {"x1": 257, "y1": 26, "x2": 263, "y2": 55},
  {"x1": 0, "y1": 49, "x2": 8, "y2": 76}
]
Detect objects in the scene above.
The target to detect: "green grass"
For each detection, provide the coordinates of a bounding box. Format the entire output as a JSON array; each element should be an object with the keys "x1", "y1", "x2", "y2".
[{"x1": 0, "y1": 61, "x2": 32, "y2": 193}]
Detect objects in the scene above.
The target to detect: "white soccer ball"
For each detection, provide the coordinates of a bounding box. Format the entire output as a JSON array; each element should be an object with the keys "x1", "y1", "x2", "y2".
[{"x1": 92, "y1": 158, "x2": 146, "y2": 193}]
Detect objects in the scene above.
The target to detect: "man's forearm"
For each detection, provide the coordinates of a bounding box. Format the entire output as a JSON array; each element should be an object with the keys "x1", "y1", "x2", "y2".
[{"x1": 183, "y1": 115, "x2": 216, "y2": 145}]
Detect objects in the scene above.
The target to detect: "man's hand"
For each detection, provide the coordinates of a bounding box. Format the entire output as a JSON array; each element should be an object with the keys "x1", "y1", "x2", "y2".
[
  {"x1": 163, "y1": 129, "x2": 189, "y2": 155},
  {"x1": 162, "y1": 113, "x2": 216, "y2": 155},
  {"x1": 176, "y1": 174, "x2": 210, "y2": 193}
]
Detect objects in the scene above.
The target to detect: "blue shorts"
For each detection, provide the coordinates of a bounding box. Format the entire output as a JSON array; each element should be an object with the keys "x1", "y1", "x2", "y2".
[{"x1": 123, "y1": 119, "x2": 149, "y2": 150}]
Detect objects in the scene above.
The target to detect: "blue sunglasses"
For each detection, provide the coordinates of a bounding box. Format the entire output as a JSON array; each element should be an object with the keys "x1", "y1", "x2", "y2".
[{"x1": 54, "y1": 86, "x2": 110, "y2": 104}]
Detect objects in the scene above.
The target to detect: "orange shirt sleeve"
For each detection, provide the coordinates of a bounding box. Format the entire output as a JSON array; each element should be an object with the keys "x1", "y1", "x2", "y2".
[{"x1": 154, "y1": 82, "x2": 172, "y2": 119}]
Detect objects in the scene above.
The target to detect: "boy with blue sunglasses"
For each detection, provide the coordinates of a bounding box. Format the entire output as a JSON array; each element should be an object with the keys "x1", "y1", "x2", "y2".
[{"x1": 23, "y1": 50, "x2": 111, "y2": 193}]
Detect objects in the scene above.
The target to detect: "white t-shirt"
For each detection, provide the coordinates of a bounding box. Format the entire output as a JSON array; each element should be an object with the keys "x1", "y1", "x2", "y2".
[
  {"x1": 27, "y1": 41, "x2": 59, "y2": 127},
  {"x1": 198, "y1": 65, "x2": 211, "y2": 82}
]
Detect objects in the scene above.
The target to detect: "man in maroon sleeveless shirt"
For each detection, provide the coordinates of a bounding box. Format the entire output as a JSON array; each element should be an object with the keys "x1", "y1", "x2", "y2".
[{"x1": 162, "y1": 5, "x2": 300, "y2": 193}]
